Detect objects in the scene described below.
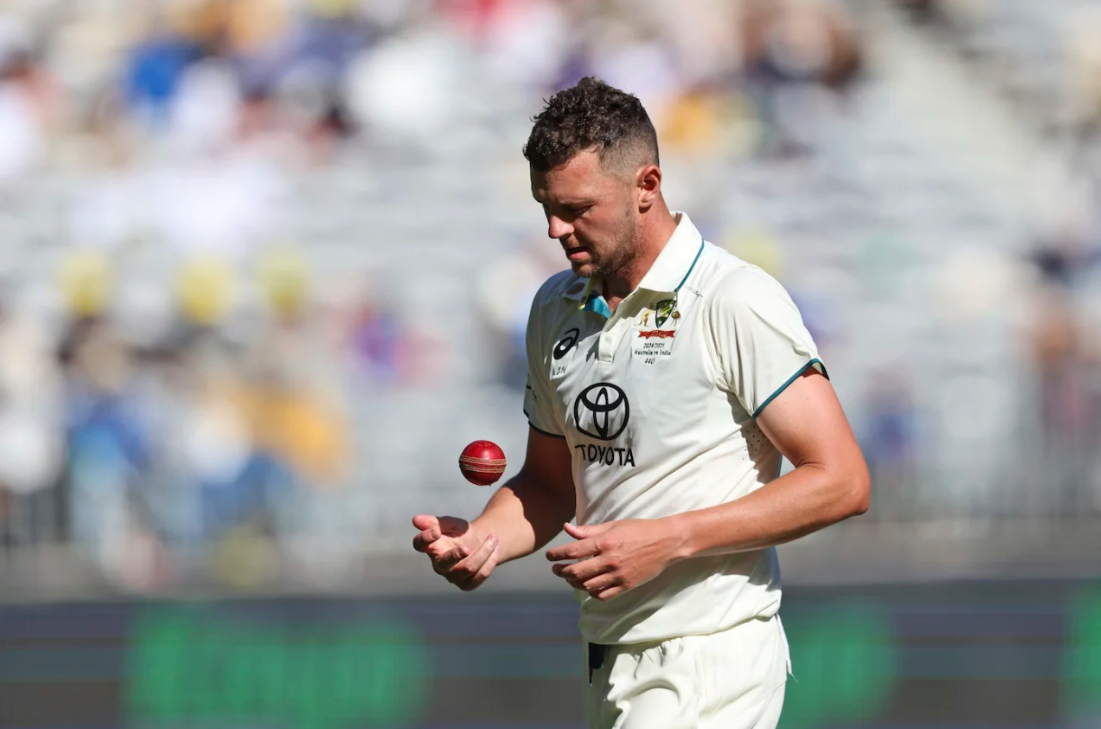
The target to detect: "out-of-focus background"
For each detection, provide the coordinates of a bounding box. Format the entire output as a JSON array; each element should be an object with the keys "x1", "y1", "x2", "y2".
[{"x1": 0, "y1": 0, "x2": 1100, "y2": 726}]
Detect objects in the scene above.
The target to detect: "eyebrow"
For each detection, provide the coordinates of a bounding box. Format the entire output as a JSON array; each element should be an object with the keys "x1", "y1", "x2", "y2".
[{"x1": 542, "y1": 198, "x2": 594, "y2": 207}]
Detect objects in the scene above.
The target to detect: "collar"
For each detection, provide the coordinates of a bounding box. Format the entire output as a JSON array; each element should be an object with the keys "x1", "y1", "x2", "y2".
[
  {"x1": 561, "y1": 276, "x2": 609, "y2": 316},
  {"x1": 635, "y1": 211, "x2": 705, "y2": 295},
  {"x1": 559, "y1": 212, "x2": 705, "y2": 308},
  {"x1": 561, "y1": 277, "x2": 591, "y2": 302}
]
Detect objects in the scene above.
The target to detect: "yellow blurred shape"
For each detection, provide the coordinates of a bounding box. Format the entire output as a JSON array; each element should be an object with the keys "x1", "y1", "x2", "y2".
[
  {"x1": 663, "y1": 93, "x2": 721, "y2": 154},
  {"x1": 178, "y1": 256, "x2": 235, "y2": 325},
  {"x1": 246, "y1": 390, "x2": 349, "y2": 487},
  {"x1": 258, "y1": 249, "x2": 310, "y2": 318},
  {"x1": 308, "y1": 0, "x2": 359, "y2": 19},
  {"x1": 59, "y1": 251, "x2": 112, "y2": 317},
  {"x1": 170, "y1": 0, "x2": 288, "y2": 52}
]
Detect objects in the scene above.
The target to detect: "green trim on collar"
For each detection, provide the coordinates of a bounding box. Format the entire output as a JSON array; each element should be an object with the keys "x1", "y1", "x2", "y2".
[{"x1": 674, "y1": 238, "x2": 705, "y2": 292}]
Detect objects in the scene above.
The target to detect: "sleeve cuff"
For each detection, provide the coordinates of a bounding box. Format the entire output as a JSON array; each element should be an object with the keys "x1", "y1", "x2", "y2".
[
  {"x1": 526, "y1": 419, "x2": 566, "y2": 439},
  {"x1": 752, "y1": 359, "x2": 828, "y2": 419}
]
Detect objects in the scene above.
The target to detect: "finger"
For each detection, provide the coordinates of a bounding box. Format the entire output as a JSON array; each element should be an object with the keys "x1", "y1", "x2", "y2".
[
  {"x1": 592, "y1": 585, "x2": 624, "y2": 601},
  {"x1": 451, "y1": 535, "x2": 499, "y2": 586},
  {"x1": 461, "y1": 545, "x2": 500, "y2": 591},
  {"x1": 556, "y1": 558, "x2": 611, "y2": 584},
  {"x1": 552, "y1": 565, "x2": 583, "y2": 589},
  {"x1": 562, "y1": 521, "x2": 614, "y2": 540},
  {"x1": 412, "y1": 514, "x2": 440, "y2": 531},
  {"x1": 551, "y1": 564, "x2": 588, "y2": 591},
  {"x1": 582, "y1": 574, "x2": 619, "y2": 595},
  {"x1": 412, "y1": 528, "x2": 441, "y2": 553},
  {"x1": 433, "y1": 541, "x2": 473, "y2": 573},
  {"x1": 546, "y1": 539, "x2": 601, "y2": 562}
]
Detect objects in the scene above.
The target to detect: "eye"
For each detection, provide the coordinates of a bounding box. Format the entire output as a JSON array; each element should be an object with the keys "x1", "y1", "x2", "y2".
[{"x1": 570, "y1": 205, "x2": 591, "y2": 218}]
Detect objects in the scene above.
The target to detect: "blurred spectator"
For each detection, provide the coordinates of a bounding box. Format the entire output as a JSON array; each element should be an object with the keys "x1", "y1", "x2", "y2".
[
  {"x1": 0, "y1": 23, "x2": 57, "y2": 186},
  {"x1": 0, "y1": 298, "x2": 64, "y2": 496},
  {"x1": 861, "y1": 370, "x2": 918, "y2": 522},
  {"x1": 125, "y1": 24, "x2": 199, "y2": 127},
  {"x1": 1027, "y1": 216, "x2": 1101, "y2": 517},
  {"x1": 60, "y1": 314, "x2": 153, "y2": 577},
  {"x1": 739, "y1": 0, "x2": 863, "y2": 156},
  {"x1": 0, "y1": 295, "x2": 65, "y2": 549},
  {"x1": 245, "y1": 251, "x2": 350, "y2": 492}
]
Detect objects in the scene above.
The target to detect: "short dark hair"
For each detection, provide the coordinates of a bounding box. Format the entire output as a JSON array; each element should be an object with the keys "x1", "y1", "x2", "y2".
[{"x1": 523, "y1": 77, "x2": 659, "y2": 176}]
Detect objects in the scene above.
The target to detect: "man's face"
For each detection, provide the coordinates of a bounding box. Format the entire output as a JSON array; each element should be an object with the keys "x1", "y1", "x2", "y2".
[{"x1": 530, "y1": 150, "x2": 640, "y2": 279}]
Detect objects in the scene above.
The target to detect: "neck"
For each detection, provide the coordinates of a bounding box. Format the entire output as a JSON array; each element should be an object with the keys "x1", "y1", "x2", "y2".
[{"x1": 602, "y1": 203, "x2": 679, "y2": 306}]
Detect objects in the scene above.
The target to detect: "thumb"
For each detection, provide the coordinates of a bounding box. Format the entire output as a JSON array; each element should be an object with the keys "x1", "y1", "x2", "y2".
[
  {"x1": 412, "y1": 514, "x2": 440, "y2": 531},
  {"x1": 564, "y1": 521, "x2": 612, "y2": 539}
]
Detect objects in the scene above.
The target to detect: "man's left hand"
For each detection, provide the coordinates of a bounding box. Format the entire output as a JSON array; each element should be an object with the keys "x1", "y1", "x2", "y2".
[{"x1": 546, "y1": 519, "x2": 684, "y2": 601}]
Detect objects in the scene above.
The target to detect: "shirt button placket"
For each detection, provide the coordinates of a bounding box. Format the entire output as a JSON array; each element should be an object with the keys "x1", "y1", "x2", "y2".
[{"x1": 598, "y1": 329, "x2": 615, "y2": 363}]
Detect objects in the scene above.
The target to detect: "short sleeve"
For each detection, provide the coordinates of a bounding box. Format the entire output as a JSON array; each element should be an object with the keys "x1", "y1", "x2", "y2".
[
  {"x1": 709, "y1": 268, "x2": 826, "y2": 418},
  {"x1": 522, "y1": 294, "x2": 565, "y2": 438}
]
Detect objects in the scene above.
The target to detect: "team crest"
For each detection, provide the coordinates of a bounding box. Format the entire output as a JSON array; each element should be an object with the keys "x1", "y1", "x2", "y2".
[
  {"x1": 634, "y1": 295, "x2": 684, "y2": 361},
  {"x1": 654, "y1": 299, "x2": 676, "y2": 328},
  {"x1": 636, "y1": 298, "x2": 681, "y2": 344}
]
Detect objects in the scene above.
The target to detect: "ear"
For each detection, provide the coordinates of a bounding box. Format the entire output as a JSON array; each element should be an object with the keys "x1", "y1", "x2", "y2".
[{"x1": 637, "y1": 164, "x2": 662, "y2": 212}]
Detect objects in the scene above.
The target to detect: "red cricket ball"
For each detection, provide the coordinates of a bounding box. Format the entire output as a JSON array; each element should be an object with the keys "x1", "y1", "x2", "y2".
[{"x1": 459, "y1": 440, "x2": 507, "y2": 486}]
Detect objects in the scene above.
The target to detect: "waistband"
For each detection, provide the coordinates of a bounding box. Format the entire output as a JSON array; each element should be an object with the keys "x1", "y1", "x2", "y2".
[{"x1": 585, "y1": 614, "x2": 787, "y2": 684}]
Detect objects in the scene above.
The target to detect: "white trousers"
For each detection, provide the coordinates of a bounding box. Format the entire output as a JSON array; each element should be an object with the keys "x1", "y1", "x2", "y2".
[{"x1": 584, "y1": 615, "x2": 790, "y2": 729}]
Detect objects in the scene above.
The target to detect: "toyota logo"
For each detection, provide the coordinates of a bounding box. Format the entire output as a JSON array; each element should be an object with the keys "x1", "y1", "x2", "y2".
[
  {"x1": 573, "y1": 383, "x2": 630, "y2": 441},
  {"x1": 554, "y1": 328, "x2": 580, "y2": 360}
]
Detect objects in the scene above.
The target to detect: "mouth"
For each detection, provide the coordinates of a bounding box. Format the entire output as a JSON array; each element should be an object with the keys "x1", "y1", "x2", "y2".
[{"x1": 564, "y1": 248, "x2": 590, "y2": 262}]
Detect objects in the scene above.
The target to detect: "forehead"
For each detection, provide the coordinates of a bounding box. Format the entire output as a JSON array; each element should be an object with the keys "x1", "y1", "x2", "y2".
[{"x1": 530, "y1": 150, "x2": 617, "y2": 201}]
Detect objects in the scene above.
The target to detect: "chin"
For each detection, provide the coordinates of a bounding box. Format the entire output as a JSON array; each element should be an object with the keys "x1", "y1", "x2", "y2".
[{"x1": 571, "y1": 261, "x2": 597, "y2": 278}]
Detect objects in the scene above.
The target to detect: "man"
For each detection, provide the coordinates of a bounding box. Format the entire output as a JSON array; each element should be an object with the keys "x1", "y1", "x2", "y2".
[{"x1": 412, "y1": 77, "x2": 870, "y2": 729}]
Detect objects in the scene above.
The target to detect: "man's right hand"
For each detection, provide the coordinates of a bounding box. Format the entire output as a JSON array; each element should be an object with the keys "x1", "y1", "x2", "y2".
[{"x1": 412, "y1": 514, "x2": 500, "y2": 591}]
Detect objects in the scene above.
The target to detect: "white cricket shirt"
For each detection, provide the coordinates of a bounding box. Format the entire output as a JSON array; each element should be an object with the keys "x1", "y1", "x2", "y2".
[{"x1": 523, "y1": 212, "x2": 824, "y2": 645}]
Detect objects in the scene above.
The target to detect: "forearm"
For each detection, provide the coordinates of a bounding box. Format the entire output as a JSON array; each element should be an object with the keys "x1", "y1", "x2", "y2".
[
  {"x1": 472, "y1": 473, "x2": 576, "y2": 564},
  {"x1": 669, "y1": 463, "x2": 869, "y2": 560}
]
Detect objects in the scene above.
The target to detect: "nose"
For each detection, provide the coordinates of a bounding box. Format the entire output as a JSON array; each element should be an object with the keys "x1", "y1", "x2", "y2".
[{"x1": 547, "y1": 215, "x2": 573, "y2": 241}]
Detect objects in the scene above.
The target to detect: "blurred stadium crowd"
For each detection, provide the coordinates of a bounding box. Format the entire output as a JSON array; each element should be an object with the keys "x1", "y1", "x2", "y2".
[{"x1": 0, "y1": 0, "x2": 1098, "y2": 595}]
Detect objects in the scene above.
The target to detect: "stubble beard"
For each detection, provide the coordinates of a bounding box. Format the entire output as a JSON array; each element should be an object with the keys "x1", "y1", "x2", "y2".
[
  {"x1": 568, "y1": 208, "x2": 643, "y2": 280},
  {"x1": 592, "y1": 217, "x2": 642, "y2": 280}
]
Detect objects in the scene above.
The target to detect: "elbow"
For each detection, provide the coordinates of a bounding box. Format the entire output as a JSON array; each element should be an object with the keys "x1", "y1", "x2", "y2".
[
  {"x1": 843, "y1": 462, "x2": 871, "y2": 518},
  {"x1": 812, "y1": 459, "x2": 870, "y2": 523}
]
